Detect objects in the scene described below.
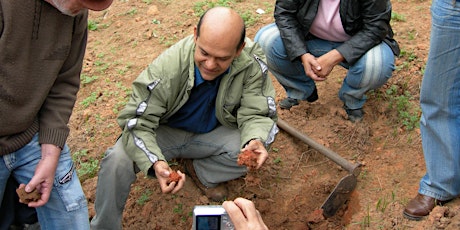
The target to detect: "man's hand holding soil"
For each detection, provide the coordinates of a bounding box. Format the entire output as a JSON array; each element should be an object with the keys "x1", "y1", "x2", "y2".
[
  {"x1": 18, "y1": 144, "x2": 60, "y2": 208},
  {"x1": 240, "y1": 139, "x2": 268, "y2": 170},
  {"x1": 153, "y1": 161, "x2": 185, "y2": 194}
]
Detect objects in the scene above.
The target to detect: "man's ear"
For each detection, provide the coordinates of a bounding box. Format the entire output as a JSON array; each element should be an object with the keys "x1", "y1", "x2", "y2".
[
  {"x1": 236, "y1": 42, "x2": 246, "y2": 57},
  {"x1": 193, "y1": 26, "x2": 198, "y2": 42}
]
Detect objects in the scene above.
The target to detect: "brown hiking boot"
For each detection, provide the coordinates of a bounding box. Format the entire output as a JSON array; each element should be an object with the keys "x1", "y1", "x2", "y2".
[{"x1": 184, "y1": 160, "x2": 228, "y2": 202}]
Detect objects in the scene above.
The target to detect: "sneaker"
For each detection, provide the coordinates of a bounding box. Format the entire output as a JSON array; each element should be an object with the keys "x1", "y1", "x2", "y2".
[
  {"x1": 343, "y1": 105, "x2": 364, "y2": 122},
  {"x1": 183, "y1": 160, "x2": 228, "y2": 202},
  {"x1": 279, "y1": 97, "x2": 299, "y2": 109},
  {"x1": 279, "y1": 87, "x2": 318, "y2": 110}
]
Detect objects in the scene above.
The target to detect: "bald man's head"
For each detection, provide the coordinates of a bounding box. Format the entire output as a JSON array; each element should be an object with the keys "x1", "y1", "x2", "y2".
[{"x1": 196, "y1": 7, "x2": 246, "y2": 51}]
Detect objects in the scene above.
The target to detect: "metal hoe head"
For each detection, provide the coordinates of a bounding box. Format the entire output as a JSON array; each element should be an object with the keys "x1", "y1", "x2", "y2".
[
  {"x1": 321, "y1": 174, "x2": 357, "y2": 218},
  {"x1": 276, "y1": 118, "x2": 361, "y2": 218}
]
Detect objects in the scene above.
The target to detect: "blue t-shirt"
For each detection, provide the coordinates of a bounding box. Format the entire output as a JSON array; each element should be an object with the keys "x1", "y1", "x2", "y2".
[{"x1": 167, "y1": 66, "x2": 228, "y2": 133}]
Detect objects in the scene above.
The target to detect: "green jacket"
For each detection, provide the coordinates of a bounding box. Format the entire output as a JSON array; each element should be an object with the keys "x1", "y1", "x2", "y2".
[{"x1": 118, "y1": 35, "x2": 278, "y2": 174}]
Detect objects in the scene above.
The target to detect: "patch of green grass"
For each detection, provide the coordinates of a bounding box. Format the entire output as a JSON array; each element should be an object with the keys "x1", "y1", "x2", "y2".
[
  {"x1": 137, "y1": 189, "x2": 152, "y2": 205},
  {"x1": 159, "y1": 35, "x2": 178, "y2": 47},
  {"x1": 193, "y1": 0, "x2": 234, "y2": 16},
  {"x1": 391, "y1": 12, "x2": 406, "y2": 22},
  {"x1": 173, "y1": 203, "x2": 183, "y2": 214},
  {"x1": 95, "y1": 81, "x2": 131, "y2": 114},
  {"x1": 407, "y1": 29, "x2": 417, "y2": 40},
  {"x1": 80, "y1": 74, "x2": 99, "y2": 86},
  {"x1": 117, "y1": 66, "x2": 130, "y2": 75},
  {"x1": 126, "y1": 8, "x2": 138, "y2": 16},
  {"x1": 77, "y1": 158, "x2": 99, "y2": 181},
  {"x1": 397, "y1": 49, "x2": 418, "y2": 71},
  {"x1": 94, "y1": 60, "x2": 110, "y2": 73},
  {"x1": 273, "y1": 156, "x2": 282, "y2": 164},
  {"x1": 385, "y1": 86, "x2": 421, "y2": 131},
  {"x1": 239, "y1": 10, "x2": 259, "y2": 26},
  {"x1": 80, "y1": 91, "x2": 98, "y2": 108},
  {"x1": 352, "y1": 204, "x2": 371, "y2": 228},
  {"x1": 88, "y1": 20, "x2": 99, "y2": 31},
  {"x1": 262, "y1": 2, "x2": 274, "y2": 13},
  {"x1": 87, "y1": 20, "x2": 109, "y2": 31},
  {"x1": 72, "y1": 149, "x2": 99, "y2": 181},
  {"x1": 376, "y1": 192, "x2": 395, "y2": 213}
]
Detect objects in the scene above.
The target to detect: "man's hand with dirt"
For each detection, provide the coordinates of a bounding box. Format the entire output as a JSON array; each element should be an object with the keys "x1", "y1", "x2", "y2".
[
  {"x1": 153, "y1": 160, "x2": 185, "y2": 194},
  {"x1": 18, "y1": 144, "x2": 60, "y2": 207},
  {"x1": 241, "y1": 139, "x2": 268, "y2": 170}
]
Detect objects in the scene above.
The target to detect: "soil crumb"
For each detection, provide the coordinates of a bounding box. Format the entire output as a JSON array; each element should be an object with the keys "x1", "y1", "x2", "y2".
[
  {"x1": 168, "y1": 171, "x2": 181, "y2": 183},
  {"x1": 16, "y1": 187, "x2": 41, "y2": 204},
  {"x1": 238, "y1": 149, "x2": 258, "y2": 170}
]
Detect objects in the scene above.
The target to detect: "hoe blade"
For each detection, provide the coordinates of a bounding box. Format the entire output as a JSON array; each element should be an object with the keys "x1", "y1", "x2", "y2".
[{"x1": 321, "y1": 174, "x2": 357, "y2": 218}]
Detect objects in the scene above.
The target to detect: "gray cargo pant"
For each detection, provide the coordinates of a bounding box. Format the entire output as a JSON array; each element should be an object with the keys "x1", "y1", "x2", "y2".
[{"x1": 90, "y1": 125, "x2": 247, "y2": 229}]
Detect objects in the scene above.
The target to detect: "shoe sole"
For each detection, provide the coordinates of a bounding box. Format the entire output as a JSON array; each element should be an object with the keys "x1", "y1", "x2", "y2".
[{"x1": 402, "y1": 211, "x2": 425, "y2": 221}]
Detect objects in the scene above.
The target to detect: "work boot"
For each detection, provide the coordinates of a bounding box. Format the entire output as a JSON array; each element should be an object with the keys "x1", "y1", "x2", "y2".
[{"x1": 184, "y1": 160, "x2": 228, "y2": 202}]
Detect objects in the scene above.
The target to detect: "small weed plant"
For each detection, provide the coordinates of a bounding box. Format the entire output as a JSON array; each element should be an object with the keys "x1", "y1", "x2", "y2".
[
  {"x1": 137, "y1": 189, "x2": 152, "y2": 205},
  {"x1": 72, "y1": 149, "x2": 99, "y2": 182},
  {"x1": 385, "y1": 85, "x2": 421, "y2": 131}
]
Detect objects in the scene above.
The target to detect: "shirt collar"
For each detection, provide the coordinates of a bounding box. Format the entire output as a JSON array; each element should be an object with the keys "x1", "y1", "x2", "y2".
[{"x1": 194, "y1": 65, "x2": 230, "y2": 86}]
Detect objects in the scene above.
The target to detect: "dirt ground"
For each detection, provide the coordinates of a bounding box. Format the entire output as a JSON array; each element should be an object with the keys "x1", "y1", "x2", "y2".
[{"x1": 69, "y1": 0, "x2": 460, "y2": 229}]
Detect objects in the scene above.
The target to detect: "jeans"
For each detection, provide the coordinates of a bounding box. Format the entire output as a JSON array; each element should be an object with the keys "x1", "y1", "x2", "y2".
[
  {"x1": 91, "y1": 125, "x2": 246, "y2": 229},
  {"x1": 254, "y1": 23, "x2": 395, "y2": 109},
  {"x1": 0, "y1": 133, "x2": 89, "y2": 230},
  {"x1": 419, "y1": 0, "x2": 460, "y2": 201}
]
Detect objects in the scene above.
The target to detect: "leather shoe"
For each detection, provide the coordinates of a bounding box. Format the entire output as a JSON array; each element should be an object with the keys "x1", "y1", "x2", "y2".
[
  {"x1": 184, "y1": 160, "x2": 228, "y2": 202},
  {"x1": 403, "y1": 194, "x2": 450, "y2": 220}
]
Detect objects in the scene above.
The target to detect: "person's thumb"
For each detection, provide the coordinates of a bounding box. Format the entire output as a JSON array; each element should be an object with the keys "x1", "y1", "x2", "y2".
[
  {"x1": 25, "y1": 179, "x2": 39, "y2": 193},
  {"x1": 160, "y1": 170, "x2": 170, "y2": 178}
]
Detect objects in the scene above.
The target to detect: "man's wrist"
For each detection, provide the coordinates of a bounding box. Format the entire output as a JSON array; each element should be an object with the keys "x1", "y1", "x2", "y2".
[{"x1": 244, "y1": 138, "x2": 262, "y2": 147}]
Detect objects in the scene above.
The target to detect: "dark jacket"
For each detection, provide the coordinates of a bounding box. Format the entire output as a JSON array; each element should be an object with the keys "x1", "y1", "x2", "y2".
[
  {"x1": 274, "y1": 0, "x2": 400, "y2": 64},
  {"x1": 0, "y1": 0, "x2": 88, "y2": 154}
]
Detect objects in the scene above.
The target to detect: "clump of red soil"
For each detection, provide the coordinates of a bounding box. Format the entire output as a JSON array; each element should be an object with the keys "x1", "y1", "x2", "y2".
[
  {"x1": 168, "y1": 171, "x2": 181, "y2": 183},
  {"x1": 306, "y1": 209, "x2": 325, "y2": 223},
  {"x1": 16, "y1": 187, "x2": 41, "y2": 204},
  {"x1": 238, "y1": 149, "x2": 259, "y2": 170}
]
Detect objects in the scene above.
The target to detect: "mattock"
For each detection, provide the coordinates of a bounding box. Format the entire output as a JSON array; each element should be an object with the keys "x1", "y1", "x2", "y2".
[{"x1": 276, "y1": 118, "x2": 361, "y2": 218}]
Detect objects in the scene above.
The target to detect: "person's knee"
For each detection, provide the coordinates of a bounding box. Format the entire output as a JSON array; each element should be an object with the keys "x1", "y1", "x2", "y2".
[
  {"x1": 98, "y1": 141, "x2": 138, "y2": 185},
  {"x1": 362, "y1": 44, "x2": 395, "y2": 88},
  {"x1": 254, "y1": 24, "x2": 282, "y2": 56},
  {"x1": 347, "y1": 61, "x2": 394, "y2": 90}
]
